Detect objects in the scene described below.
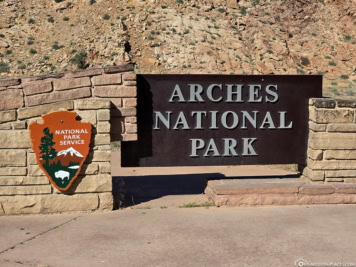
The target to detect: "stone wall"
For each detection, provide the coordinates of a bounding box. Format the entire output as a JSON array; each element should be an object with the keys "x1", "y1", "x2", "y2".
[
  {"x1": 0, "y1": 64, "x2": 137, "y2": 215},
  {"x1": 304, "y1": 98, "x2": 356, "y2": 183}
]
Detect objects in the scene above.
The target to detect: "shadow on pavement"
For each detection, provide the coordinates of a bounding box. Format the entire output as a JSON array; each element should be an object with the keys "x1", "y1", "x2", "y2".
[{"x1": 112, "y1": 172, "x2": 299, "y2": 209}]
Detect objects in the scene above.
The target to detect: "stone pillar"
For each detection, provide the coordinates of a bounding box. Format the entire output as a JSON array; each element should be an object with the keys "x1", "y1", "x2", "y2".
[
  {"x1": 0, "y1": 100, "x2": 114, "y2": 215},
  {"x1": 304, "y1": 98, "x2": 356, "y2": 183},
  {"x1": 0, "y1": 64, "x2": 138, "y2": 215}
]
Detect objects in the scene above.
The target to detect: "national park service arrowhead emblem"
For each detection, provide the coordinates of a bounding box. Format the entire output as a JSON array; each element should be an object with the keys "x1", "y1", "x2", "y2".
[{"x1": 29, "y1": 111, "x2": 92, "y2": 191}]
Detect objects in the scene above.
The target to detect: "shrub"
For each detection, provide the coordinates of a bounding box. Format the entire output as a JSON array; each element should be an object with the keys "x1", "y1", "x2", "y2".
[
  {"x1": 28, "y1": 18, "x2": 35, "y2": 24},
  {"x1": 55, "y1": 0, "x2": 65, "y2": 3},
  {"x1": 328, "y1": 61, "x2": 336, "y2": 66},
  {"x1": 71, "y1": 50, "x2": 88, "y2": 69},
  {"x1": 0, "y1": 34, "x2": 5, "y2": 38},
  {"x1": 27, "y1": 39, "x2": 34, "y2": 45},
  {"x1": 63, "y1": 17, "x2": 70, "y2": 21},
  {"x1": 240, "y1": 7, "x2": 248, "y2": 16},
  {"x1": 217, "y1": 8, "x2": 225, "y2": 13},
  {"x1": 103, "y1": 14, "x2": 110, "y2": 20},
  {"x1": 48, "y1": 17, "x2": 54, "y2": 23},
  {"x1": 6, "y1": 50, "x2": 12, "y2": 55},
  {"x1": 0, "y1": 62, "x2": 9, "y2": 73},
  {"x1": 90, "y1": 0, "x2": 96, "y2": 4},
  {"x1": 176, "y1": 0, "x2": 183, "y2": 3},
  {"x1": 344, "y1": 35, "x2": 352, "y2": 41},
  {"x1": 340, "y1": 75, "x2": 349, "y2": 80},
  {"x1": 43, "y1": 56, "x2": 50, "y2": 60},
  {"x1": 52, "y1": 42, "x2": 63, "y2": 50},
  {"x1": 29, "y1": 48, "x2": 37, "y2": 54},
  {"x1": 18, "y1": 63, "x2": 26, "y2": 70}
]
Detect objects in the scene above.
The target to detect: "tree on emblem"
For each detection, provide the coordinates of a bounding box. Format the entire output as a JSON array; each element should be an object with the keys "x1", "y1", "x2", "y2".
[{"x1": 39, "y1": 127, "x2": 57, "y2": 167}]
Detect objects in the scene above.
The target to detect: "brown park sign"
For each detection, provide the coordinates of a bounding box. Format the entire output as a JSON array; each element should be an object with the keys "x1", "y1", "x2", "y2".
[
  {"x1": 122, "y1": 74, "x2": 322, "y2": 167},
  {"x1": 29, "y1": 111, "x2": 91, "y2": 191}
]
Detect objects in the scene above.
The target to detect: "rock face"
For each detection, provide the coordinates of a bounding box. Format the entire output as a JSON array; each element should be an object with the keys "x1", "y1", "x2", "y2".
[{"x1": 0, "y1": 0, "x2": 354, "y2": 96}]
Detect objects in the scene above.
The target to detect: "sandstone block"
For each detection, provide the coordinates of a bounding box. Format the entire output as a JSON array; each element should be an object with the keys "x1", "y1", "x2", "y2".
[
  {"x1": 97, "y1": 109, "x2": 110, "y2": 121},
  {"x1": 307, "y1": 148, "x2": 323, "y2": 160},
  {"x1": 303, "y1": 167, "x2": 324, "y2": 181},
  {"x1": 344, "y1": 178, "x2": 356, "y2": 183},
  {"x1": 0, "y1": 185, "x2": 52, "y2": 196},
  {"x1": 94, "y1": 86, "x2": 137, "y2": 97},
  {"x1": 297, "y1": 194, "x2": 356, "y2": 205},
  {"x1": 23, "y1": 81, "x2": 52, "y2": 96},
  {"x1": 12, "y1": 121, "x2": 26, "y2": 129},
  {"x1": 337, "y1": 99, "x2": 356, "y2": 108},
  {"x1": 18, "y1": 101, "x2": 74, "y2": 120},
  {"x1": 122, "y1": 73, "x2": 136, "y2": 81},
  {"x1": 0, "y1": 89, "x2": 24, "y2": 110},
  {"x1": 0, "y1": 176, "x2": 49, "y2": 186},
  {"x1": 0, "y1": 150, "x2": 26, "y2": 167},
  {"x1": 92, "y1": 73, "x2": 122, "y2": 86},
  {"x1": 309, "y1": 98, "x2": 336, "y2": 108},
  {"x1": 309, "y1": 108, "x2": 353, "y2": 123},
  {"x1": 94, "y1": 134, "x2": 110, "y2": 145},
  {"x1": 125, "y1": 123, "x2": 137, "y2": 133},
  {"x1": 110, "y1": 99, "x2": 122, "y2": 108},
  {"x1": 0, "y1": 167, "x2": 27, "y2": 176},
  {"x1": 299, "y1": 184, "x2": 335, "y2": 194},
  {"x1": 324, "y1": 150, "x2": 356, "y2": 160},
  {"x1": 123, "y1": 81, "x2": 137, "y2": 86},
  {"x1": 28, "y1": 153, "x2": 37, "y2": 165},
  {"x1": 0, "y1": 110, "x2": 16, "y2": 123},
  {"x1": 112, "y1": 107, "x2": 136, "y2": 117},
  {"x1": 0, "y1": 193, "x2": 100, "y2": 215},
  {"x1": 64, "y1": 68, "x2": 102, "y2": 78},
  {"x1": 327, "y1": 124, "x2": 356, "y2": 132},
  {"x1": 309, "y1": 121, "x2": 326, "y2": 132},
  {"x1": 41, "y1": 194, "x2": 99, "y2": 213},
  {"x1": 53, "y1": 77, "x2": 91, "y2": 91},
  {"x1": 74, "y1": 99, "x2": 110, "y2": 110},
  {"x1": 325, "y1": 170, "x2": 356, "y2": 178},
  {"x1": 125, "y1": 116, "x2": 137, "y2": 124},
  {"x1": 104, "y1": 64, "x2": 134, "y2": 74},
  {"x1": 122, "y1": 134, "x2": 138, "y2": 141},
  {"x1": 80, "y1": 164, "x2": 99, "y2": 175},
  {"x1": 22, "y1": 73, "x2": 64, "y2": 84},
  {"x1": 28, "y1": 165, "x2": 45, "y2": 176},
  {"x1": 123, "y1": 98, "x2": 137, "y2": 107},
  {"x1": 0, "y1": 123, "x2": 11, "y2": 130},
  {"x1": 333, "y1": 183, "x2": 356, "y2": 193},
  {"x1": 76, "y1": 110, "x2": 97, "y2": 125},
  {"x1": 92, "y1": 151, "x2": 111, "y2": 162},
  {"x1": 97, "y1": 122, "x2": 110, "y2": 133},
  {"x1": 99, "y1": 162, "x2": 111, "y2": 174},
  {"x1": 309, "y1": 132, "x2": 356, "y2": 150},
  {"x1": 0, "y1": 78, "x2": 21, "y2": 87},
  {"x1": 98, "y1": 193, "x2": 113, "y2": 210},
  {"x1": 0, "y1": 195, "x2": 41, "y2": 214},
  {"x1": 26, "y1": 87, "x2": 91, "y2": 107},
  {"x1": 0, "y1": 130, "x2": 31, "y2": 148},
  {"x1": 110, "y1": 118, "x2": 124, "y2": 134},
  {"x1": 307, "y1": 158, "x2": 356, "y2": 170}
]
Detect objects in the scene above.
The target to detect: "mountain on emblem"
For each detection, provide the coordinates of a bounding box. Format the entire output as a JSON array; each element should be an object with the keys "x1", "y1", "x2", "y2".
[
  {"x1": 29, "y1": 111, "x2": 92, "y2": 191},
  {"x1": 57, "y1": 147, "x2": 84, "y2": 158}
]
